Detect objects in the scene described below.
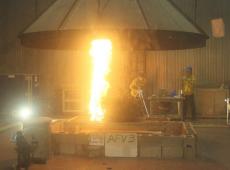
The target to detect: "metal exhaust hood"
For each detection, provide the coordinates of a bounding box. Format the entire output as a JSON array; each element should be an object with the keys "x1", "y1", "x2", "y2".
[{"x1": 19, "y1": 0, "x2": 208, "y2": 50}]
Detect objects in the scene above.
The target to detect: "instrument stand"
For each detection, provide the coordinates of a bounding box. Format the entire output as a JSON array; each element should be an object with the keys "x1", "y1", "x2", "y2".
[
  {"x1": 138, "y1": 89, "x2": 150, "y2": 118},
  {"x1": 225, "y1": 98, "x2": 230, "y2": 125}
]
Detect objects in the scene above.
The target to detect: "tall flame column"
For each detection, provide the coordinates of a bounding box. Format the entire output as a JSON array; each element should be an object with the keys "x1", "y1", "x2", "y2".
[{"x1": 89, "y1": 39, "x2": 112, "y2": 122}]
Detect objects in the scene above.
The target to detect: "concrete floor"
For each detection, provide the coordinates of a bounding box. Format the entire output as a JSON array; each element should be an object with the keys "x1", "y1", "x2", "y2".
[
  {"x1": 0, "y1": 126, "x2": 18, "y2": 170},
  {"x1": 30, "y1": 156, "x2": 227, "y2": 170},
  {"x1": 196, "y1": 127, "x2": 230, "y2": 169},
  {"x1": 0, "y1": 119, "x2": 229, "y2": 170}
]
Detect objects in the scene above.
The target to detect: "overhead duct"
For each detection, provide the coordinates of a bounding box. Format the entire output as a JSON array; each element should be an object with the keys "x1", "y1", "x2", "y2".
[{"x1": 19, "y1": 0, "x2": 208, "y2": 50}]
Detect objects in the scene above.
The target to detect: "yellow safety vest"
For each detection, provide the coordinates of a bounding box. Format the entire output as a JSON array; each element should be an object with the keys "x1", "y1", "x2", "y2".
[{"x1": 182, "y1": 76, "x2": 195, "y2": 96}]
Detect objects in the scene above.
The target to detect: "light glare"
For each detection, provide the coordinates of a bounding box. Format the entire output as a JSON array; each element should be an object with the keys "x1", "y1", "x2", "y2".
[{"x1": 19, "y1": 107, "x2": 32, "y2": 120}]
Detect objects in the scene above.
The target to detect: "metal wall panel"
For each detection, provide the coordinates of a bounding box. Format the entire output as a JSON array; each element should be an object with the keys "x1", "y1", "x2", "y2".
[{"x1": 145, "y1": 0, "x2": 230, "y2": 95}]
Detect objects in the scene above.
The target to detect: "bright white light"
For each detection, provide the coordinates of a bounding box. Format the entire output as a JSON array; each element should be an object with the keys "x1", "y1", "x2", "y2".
[{"x1": 19, "y1": 107, "x2": 33, "y2": 120}]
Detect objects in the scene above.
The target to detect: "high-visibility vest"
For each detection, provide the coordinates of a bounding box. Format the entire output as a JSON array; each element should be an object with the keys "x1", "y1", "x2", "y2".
[{"x1": 182, "y1": 75, "x2": 195, "y2": 95}]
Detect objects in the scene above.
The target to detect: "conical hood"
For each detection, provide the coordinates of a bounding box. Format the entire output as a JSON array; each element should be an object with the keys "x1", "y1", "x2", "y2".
[{"x1": 19, "y1": 0, "x2": 208, "y2": 50}]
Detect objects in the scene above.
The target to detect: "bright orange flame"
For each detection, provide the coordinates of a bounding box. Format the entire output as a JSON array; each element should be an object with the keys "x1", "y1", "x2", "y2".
[{"x1": 89, "y1": 39, "x2": 112, "y2": 121}]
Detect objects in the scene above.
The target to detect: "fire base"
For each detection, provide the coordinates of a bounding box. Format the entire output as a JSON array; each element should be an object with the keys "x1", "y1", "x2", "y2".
[{"x1": 50, "y1": 118, "x2": 197, "y2": 159}]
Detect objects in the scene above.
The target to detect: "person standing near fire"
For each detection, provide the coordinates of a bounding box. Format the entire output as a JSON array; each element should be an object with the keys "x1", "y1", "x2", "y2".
[
  {"x1": 182, "y1": 66, "x2": 196, "y2": 121},
  {"x1": 130, "y1": 73, "x2": 146, "y2": 98},
  {"x1": 129, "y1": 73, "x2": 149, "y2": 118}
]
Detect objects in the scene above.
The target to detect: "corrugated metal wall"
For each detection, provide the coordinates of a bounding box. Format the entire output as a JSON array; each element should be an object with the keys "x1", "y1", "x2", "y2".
[
  {"x1": 2, "y1": 0, "x2": 230, "y2": 100},
  {"x1": 145, "y1": 0, "x2": 230, "y2": 95}
]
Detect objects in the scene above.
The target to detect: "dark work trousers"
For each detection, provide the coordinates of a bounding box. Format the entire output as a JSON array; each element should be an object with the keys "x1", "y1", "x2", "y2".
[{"x1": 183, "y1": 94, "x2": 196, "y2": 120}]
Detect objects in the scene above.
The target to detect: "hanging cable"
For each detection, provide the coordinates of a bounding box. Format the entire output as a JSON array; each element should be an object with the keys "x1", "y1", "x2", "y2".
[
  {"x1": 194, "y1": 0, "x2": 197, "y2": 22},
  {"x1": 97, "y1": 0, "x2": 111, "y2": 16},
  {"x1": 58, "y1": 0, "x2": 79, "y2": 29},
  {"x1": 97, "y1": 0, "x2": 101, "y2": 15},
  {"x1": 35, "y1": 0, "x2": 38, "y2": 17},
  {"x1": 101, "y1": 0, "x2": 110, "y2": 13},
  {"x1": 136, "y1": 0, "x2": 150, "y2": 29}
]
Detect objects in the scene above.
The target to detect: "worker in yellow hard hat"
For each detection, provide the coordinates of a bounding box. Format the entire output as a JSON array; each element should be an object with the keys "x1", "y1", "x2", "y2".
[{"x1": 182, "y1": 66, "x2": 196, "y2": 121}]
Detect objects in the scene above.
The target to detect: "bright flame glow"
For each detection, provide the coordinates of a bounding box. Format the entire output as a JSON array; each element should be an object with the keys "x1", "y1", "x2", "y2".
[{"x1": 89, "y1": 39, "x2": 112, "y2": 122}]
